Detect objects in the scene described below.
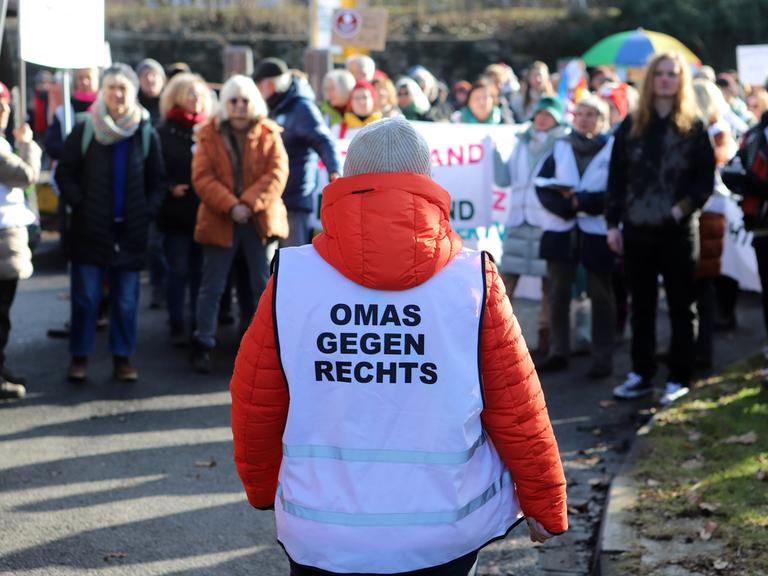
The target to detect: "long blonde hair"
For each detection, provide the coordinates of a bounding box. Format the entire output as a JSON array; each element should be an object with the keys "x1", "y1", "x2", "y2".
[
  {"x1": 631, "y1": 52, "x2": 699, "y2": 137},
  {"x1": 159, "y1": 72, "x2": 215, "y2": 119}
]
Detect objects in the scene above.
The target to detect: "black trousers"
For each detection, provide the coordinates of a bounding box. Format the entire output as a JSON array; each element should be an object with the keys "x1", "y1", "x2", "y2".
[
  {"x1": 624, "y1": 223, "x2": 698, "y2": 385},
  {"x1": 754, "y1": 235, "x2": 768, "y2": 338},
  {"x1": 0, "y1": 278, "x2": 19, "y2": 371},
  {"x1": 289, "y1": 550, "x2": 479, "y2": 576}
]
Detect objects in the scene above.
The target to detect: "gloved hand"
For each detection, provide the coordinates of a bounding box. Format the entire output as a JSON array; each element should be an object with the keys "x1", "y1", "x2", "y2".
[{"x1": 230, "y1": 204, "x2": 251, "y2": 224}]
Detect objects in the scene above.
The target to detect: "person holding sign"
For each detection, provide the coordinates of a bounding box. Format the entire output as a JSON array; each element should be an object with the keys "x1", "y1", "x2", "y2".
[{"x1": 231, "y1": 116, "x2": 567, "y2": 575}]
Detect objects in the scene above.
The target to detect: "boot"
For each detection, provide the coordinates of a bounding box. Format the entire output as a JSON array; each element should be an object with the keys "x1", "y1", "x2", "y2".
[
  {"x1": 191, "y1": 342, "x2": 211, "y2": 374},
  {"x1": 67, "y1": 357, "x2": 88, "y2": 383},
  {"x1": 113, "y1": 356, "x2": 138, "y2": 382}
]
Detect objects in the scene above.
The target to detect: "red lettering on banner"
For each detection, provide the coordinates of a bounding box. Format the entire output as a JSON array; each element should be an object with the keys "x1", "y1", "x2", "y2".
[
  {"x1": 492, "y1": 190, "x2": 506, "y2": 212},
  {"x1": 430, "y1": 144, "x2": 484, "y2": 167},
  {"x1": 447, "y1": 147, "x2": 464, "y2": 165},
  {"x1": 469, "y1": 144, "x2": 483, "y2": 163},
  {"x1": 430, "y1": 149, "x2": 444, "y2": 167}
]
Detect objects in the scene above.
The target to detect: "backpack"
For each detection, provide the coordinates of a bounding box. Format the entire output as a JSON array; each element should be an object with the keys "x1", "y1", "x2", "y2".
[{"x1": 80, "y1": 113, "x2": 152, "y2": 160}]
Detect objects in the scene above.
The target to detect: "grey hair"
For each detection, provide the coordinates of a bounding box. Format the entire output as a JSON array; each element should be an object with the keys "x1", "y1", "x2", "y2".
[
  {"x1": 323, "y1": 69, "x2": 356, "y2": 103},
  {"x1": 345, "y1": 55, "x2": 376, "y2": 81},
  {"x1": 219, "y1": 75, "x2": 268, "y2": 121},
  {"x1": 575, "y1": 94, "x2": 610, "y2": 133},
  {"x1": 101, "y1": 63, "x2": 139, "y2": 103},
  {"x1": 395, "y1": 77, "x2": 431, "y2": 115}
]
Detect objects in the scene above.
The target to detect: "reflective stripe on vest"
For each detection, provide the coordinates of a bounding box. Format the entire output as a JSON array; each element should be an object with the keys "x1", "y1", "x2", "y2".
[{"x1": 272, "y1": 245, "x2": 523, "y2": 574}]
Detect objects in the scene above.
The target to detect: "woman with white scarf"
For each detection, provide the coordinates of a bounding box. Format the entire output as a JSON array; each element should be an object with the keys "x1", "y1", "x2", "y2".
[{"x1": 55, "y1": 63, "x2": 164, "y2": 383}]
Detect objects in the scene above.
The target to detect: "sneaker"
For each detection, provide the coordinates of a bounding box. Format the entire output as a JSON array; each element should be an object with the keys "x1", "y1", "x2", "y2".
[
  {"x1": 191, "y1": 344, "x2": 211, "y2": 374},
  {"x1": 2, "y1": 367, "x2": 26, "y2": 386},
  {"x1": 67, "y1": 357, "x2": 88, "y2": 383},
  {"x1": 613, "y1": 372, "x2": 653, "y2": 400},
  {"x1": 659, "y1": 382, "x2": 689, "y2": 406},
  {"x1": 536, "y1": 355, "x2": 569, "y2": 373},
  {"x1": 0, "y1": 378, "x2": 26, "y2": 400},
  {"x1": 113, "y1": 356, "x2": 138, "y2": 382}
]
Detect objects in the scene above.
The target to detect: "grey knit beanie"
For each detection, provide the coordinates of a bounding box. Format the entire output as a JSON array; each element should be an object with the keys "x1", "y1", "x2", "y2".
[
  {"x1": 136, "y1": 58, "x2": 166, "y2": 80},
  {"x1": 343, "y1": 116, "x2": 432, "y2": 177}
]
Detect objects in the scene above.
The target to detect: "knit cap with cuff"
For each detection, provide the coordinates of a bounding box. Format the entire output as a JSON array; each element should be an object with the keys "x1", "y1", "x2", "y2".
[{"x1": 343, "y1": 116, "x2": 432, "y2": 177}]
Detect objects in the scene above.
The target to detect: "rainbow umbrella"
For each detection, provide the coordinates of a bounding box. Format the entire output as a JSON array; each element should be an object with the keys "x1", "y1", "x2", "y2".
[{"x1": 582, "y1": 28, "x2": 700, "y2": 68}]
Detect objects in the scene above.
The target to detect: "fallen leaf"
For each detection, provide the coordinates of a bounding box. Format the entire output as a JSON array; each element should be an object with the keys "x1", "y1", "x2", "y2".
[
  {"x1": 688, "y1": 431, "x2": 702, "y2": 442},
  {"x1": 194, "y1": 459, "x2": 217, "y2": 468},
  {"x1": 599, "y1": 400, "x2": 616, "y2": 409},
  {"x1": 699, "y1": 520, "x2": 717, "y2": 541},
  {"x1": 646, "y1": 479, "x2": 662, "y2": 487},
  {"x1": 757, "y1": 469, "x2": 768, "y2": 482},
  {"x1": 713, "y1": 559, "x2": 729, "y2": 570},
  {"x1": 681, "y1": 457, "x2": 703, "y2": 470},
  {"x1": 104, "y1": 552, "x2": 128, "y2": 562},
  {"x1": 722, "y1": 431, "x2": 758, "y2": 445},
  {"x1": 698, "y1": 502, "x2": 720, "y2": 514}
]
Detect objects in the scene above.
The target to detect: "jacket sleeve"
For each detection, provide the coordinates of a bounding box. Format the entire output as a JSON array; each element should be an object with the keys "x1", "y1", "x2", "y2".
[
  {"x1": 605, "y1": 117, "x2": 630, "y2": 228},
  {"x1": 676, "y1": 124, "x2": 715, "y2": 217},
  {"x1": 480, "y1": 255, "x2": 568, "y2": 535},
  {"x1": 535, "y1": 154, "x2": 576, "y2": 220},
  {"x1": 240, "y1": 128, "x2": 290, "y2": 213},
  {"x1": 192, "y1": 134, "x2": 240, "y2": 217},
  {"x1": 231, "y1": 276, "x2": 289, "y2": 509},
  {"x1": 296, "y1": 102, "x2": 342, "y2": 175},
  {"x1": 45, "y1": 115, "x2": 65, "y2": 160},
  {"x1": 0, "y1": 140, "x2": 41, "y2": 188},
  {"x1": 54, "y1": 123, "x2": 86, "y2": 207},
  {"x1": 144, "y1": 127, "x2": 165, "y2": 216}
]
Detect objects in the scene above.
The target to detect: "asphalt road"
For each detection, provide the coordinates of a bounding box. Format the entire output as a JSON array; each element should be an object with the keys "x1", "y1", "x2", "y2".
[{"x1": 1, "y1": 242, "x2": 764, "y2": 576}]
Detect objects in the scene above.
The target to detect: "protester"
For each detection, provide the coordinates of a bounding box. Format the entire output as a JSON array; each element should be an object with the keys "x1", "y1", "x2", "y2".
[
  {"x1": 450, "y1": 80, "x2": 471, "y2": 111},
  {"x1": 500, "y1": 96, "x2": 569, "y2": 356},
  {"x1": 371, "y1": 77, "x2": 400, "y2": 118},
  {"x1": 45, "y1": 67, "x2": 99, "y2": 161},
  {"x1": 599, "y1": 82, "x2": 631, "y2": 129},
  {"x1": 485, "y1": 63, "x2": 519, "y2": 123},
  {"x1": 157, "y1": 73, "x2": 214, "y2": 346},
  {"x1": 409, "y1": 66, "x2": 453, "y2": 122},
  {"x1": 320, "y1": 69, "x2": 355, "y2": 128},
  {"x1": 231, "y1": 116, "x2": 567, "y2": 575},
  {"x1": 692, "y1": 79, "x2": 736, "y2": 369},
  {"x1": 716, "y1": 73, "x2": 751, "y2": 138},
  {"x1": 451, "y1": 80, "x2": 503, "y2": 124},
  {"x1": 0, "y1": 83, "x2": 41, "y2": 400},
  {"x1": 30, "y1": 70, "x2": 54, "y2": 144},
  {"x1": 535, "y1": 95, "x2": 615, "y2": 377},
  {"x1": 332, "y1": 80, "x2": 383, "y2": 140},
  {"x1": 746, "y1": 87, "x2": 768, "y2": 123},
  {"x1": 396, "y1": 77, "x2": 431, "y2": 121},
  {"x1": 55, "y1": 63, "x2": 164, "y2": 383},
  {"x1": 345, "y1": 54, "x2": 376, "y2": 83},
  {"x1": 721, "y1": 109, "x2": 768, "y2": 365},
  {"x1": 166, "y1": 62, "x2": 192, "y2": 80},
  {"x1": 190, "y1": 75, "x2": 288, "y2": 373},
  {"x1": 607, "y1": 52, "x2": 715, "y2": 404},
  {"x1": 512, "y1": 61, "x2": 555, "y2": 122},
  {"x1": 253, "y1": 57, "x2": 341, "y2": 247},
  {"x1": 136, "y1": 58, "x2": 166, "y2": 125}
]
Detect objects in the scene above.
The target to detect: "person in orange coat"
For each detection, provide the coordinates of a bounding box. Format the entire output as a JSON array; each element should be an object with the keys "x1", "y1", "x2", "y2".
[
  {"x1": 231, "y1": 117, "x2": 567, "y2": 576},
  {"x1": 191, "y1": 75, "x2": 288, "y2": 373}
]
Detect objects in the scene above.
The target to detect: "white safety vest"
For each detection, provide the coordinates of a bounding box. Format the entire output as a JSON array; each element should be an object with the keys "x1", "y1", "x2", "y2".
[
  {"x1": 534, "y1": 137, "x2": 614, "y2": 236},
  {"x1": 506, "y1": 138, "x2": 551, "y2": 228},
  {"x1": 273, "y1": 245, "x2": 523, "y2": 574}
]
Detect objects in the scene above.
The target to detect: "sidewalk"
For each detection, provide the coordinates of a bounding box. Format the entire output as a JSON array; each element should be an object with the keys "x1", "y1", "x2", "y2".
[{"x1": 597, "y1": 355, "x2": 768, "y2": 576}]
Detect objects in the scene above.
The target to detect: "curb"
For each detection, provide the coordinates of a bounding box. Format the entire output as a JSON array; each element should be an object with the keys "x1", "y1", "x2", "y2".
[{"x1": 593, "y1": 418, "x2": 656, "y2": 576}]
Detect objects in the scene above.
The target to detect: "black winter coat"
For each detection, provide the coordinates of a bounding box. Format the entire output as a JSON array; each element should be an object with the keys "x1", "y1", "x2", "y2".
[
  {"x1": 157, "y1": 118, "x2": 198, "y2": 234},
  {"x1": 54, "y1": 117, "x2": 164, "y2": 270}
]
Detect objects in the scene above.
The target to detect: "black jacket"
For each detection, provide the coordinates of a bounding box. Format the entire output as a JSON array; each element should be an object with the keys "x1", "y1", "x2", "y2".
[
  {"x1": 157, "y1": 118, "x2": 198, "y2": 234},
  {"x1": 54, "y1": 117, "x2": 164, "y2": 270},
  {"x1": 606, "y1": 113, "x2": 714, "y2": 229}
]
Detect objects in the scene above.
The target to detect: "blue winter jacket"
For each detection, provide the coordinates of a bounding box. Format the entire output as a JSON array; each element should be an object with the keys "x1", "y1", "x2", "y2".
[{"x1": 268, "y1": 79, "x2": 341, "y2": 212}]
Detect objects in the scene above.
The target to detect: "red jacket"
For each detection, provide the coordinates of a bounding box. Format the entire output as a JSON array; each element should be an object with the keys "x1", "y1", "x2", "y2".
[{"x1": 231, "y1": 172, "x2": 568, "y2": 535}]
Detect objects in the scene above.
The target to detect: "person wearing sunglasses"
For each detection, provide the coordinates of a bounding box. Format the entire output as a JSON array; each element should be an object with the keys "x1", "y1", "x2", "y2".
[{"x1": 189, "y1": 75, "x2": 289, "y2": 373}]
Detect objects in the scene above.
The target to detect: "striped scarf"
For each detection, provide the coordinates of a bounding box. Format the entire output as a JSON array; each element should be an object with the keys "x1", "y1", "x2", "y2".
[{"x1": 90, "y1": 95, "x2": 145, "y2": 146}]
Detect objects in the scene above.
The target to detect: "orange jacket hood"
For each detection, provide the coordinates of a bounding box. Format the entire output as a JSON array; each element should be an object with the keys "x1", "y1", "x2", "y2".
[{"x1": 312, "y1": 172, "x2": 464, "y2": 291}]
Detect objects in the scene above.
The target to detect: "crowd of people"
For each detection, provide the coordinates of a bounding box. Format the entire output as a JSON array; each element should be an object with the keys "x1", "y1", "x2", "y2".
[{"x1": 0, "y1": 50, "x2": 766, "y2": 408}]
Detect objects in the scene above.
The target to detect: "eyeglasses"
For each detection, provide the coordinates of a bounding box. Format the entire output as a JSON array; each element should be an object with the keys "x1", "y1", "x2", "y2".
[{"x1": 228, "y1": 97, "x2": 249, "y2": 105}]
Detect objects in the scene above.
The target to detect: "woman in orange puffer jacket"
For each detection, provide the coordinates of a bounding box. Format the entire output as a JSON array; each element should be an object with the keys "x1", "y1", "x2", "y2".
[{"x1": 231, "y1": 117, "x2": 567, "y2": 576}]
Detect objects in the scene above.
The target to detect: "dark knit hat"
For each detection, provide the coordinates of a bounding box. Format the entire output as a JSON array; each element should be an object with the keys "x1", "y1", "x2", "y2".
[
  {"x1": 344, "y1": 116, "x2": 432, "y2": 177},
  {"x1": 136, "y1": 58, "x2": 166, "y2": 80},
  {"x1": 253, "y1": 57, "x2": 289, "y2": 83}
]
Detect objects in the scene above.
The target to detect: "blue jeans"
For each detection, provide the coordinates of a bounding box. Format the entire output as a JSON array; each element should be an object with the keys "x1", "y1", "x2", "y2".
[
  {"x1": 164, "y1": 232, "x2": 202, "y2": 329},
  {"x1": 70, "y1": 264, "x2": 139, "y2": 358},
  {"x1": 149, "y1": 222, "x2": 168, "y2": 294},
  {"x1": 194, "y1": 224, "x2": 276, "y2": 349}
]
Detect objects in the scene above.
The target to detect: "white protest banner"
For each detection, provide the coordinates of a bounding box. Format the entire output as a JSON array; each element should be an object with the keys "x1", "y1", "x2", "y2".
[
  {"x1": 721, "y1": 195, "x2": 762, "y2": 292},
  {"x1": 736, "y1": 45, "x2": 768, "y2": 87},
  {"x1": 20, "y1": 0, "x2": 105, "y2": 69}
]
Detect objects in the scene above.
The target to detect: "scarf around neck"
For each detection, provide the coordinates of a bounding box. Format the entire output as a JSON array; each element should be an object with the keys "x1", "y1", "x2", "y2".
[
  {"x1": 459, "y1": 105, "x2": 502, "y2": 125},
  {"x1": 166, "y1": 105, "x2": 208, "y2": 130},
  {"x1": 568, "y1": 131, "x2": 608, "y2": 176},
  {"x1": 90, "y1": 95, "x2": 145, "y2": 146}
]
